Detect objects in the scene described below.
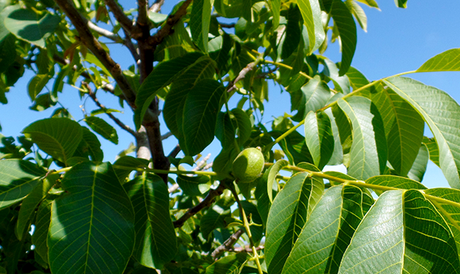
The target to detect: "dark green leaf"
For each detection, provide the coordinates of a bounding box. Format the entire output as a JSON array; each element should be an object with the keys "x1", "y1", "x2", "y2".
[
  {"x1": 304, "y1": 110, "x2": 334, "y2": 169},
  {"x1": 48, "y1": 162, "x2": 135, "y2": 274},
  {"x1": 267, "y1": 0, "x2": 280, "y2": 29},
  {"x1": 190, "y1": 0, "x2": 213, "y2": 53},
  {"x1": 125, "y1": 173, "x2": 177, "y2": 269},
  {"x1": 205, "y1": 253, "x2": 248, "y2": 274},
  {"x1": 201, "y1": 206, "x2": 229, "y2": 239},
  {"x1": 85, "y1": 116, "x2": 118, "y2": 144},
  {"x1": 0, "y1": 34, "x2": 16, "y2": 74},
  {"x1": 32, "y1": 196, "x2": 55, "y2": 266},
  {"x1": 176, "y1": 175, "x2": 211, "y2": 196},
  {"x1": 395, "y1": 0, "x2": 408, "y2": 8},
  {"x1": 113, "y1": 156, "x2": 150, "y2": 182}
]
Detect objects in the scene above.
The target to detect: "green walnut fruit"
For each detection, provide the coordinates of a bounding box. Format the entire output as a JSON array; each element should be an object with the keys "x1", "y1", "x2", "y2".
[{"x1": 232, "y1": 148, "x2": 265, "y2": 183}]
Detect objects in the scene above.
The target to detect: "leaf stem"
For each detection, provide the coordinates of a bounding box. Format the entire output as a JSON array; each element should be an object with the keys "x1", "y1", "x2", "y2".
[
  {"x1": 264, "y1": 117, "x2": 306, "y2": 153},
  {"x1": 112, "y1": 165, "x2": 223, "y2": 177}
]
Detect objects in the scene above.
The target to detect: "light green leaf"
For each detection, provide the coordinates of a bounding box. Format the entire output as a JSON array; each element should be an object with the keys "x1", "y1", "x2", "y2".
[
  {"x1": 304, "y1": 110, "x2": 334, "y2": 169},
  {"x1": 48, "y1": 162, "x2": 135, "y2": 274},
  {"x1": 180, "y1": 79, "x2": 225, "y2": 156},
  {"x1": 347, "y1": 0, "x2": 367, "y2": 32},
  {"x1": 338, "y1": 96, "x2": 387, "y2": 179},
  {"x1": 365, "y1": 175, "x2": 426, "y2": 190},
  {"x1": 330, "y1": 0, "x2": 357, "y2": 75},
  {"x1": 266, "y1": 172, "x2": 324, "y2": 274},
  {"x1": 282, "y1": 184, "x2": 373, "y2": 273},
  {"x1": 296, "y1": 0, "x2": 325, "y2": 54},
  {"x1": 85, "y1": 116, "x2": 118, "y2": 144},
  {"x1": 205, "y1": 253, "x2": 248, "y2": 274},
  {"x1": 292, "y1": 75, "x2": 331, "y2": 121},
  {"x1": 338, "y1": 190, "x2": 460, "y2": 273},
  {"x1": 322, "y1": 58, "x2": 351, "y2": 93},
  {"x1": 125, "y1": 173, "x2": 177, "y2": 269},
  {"x1": 135, "y1": 52, "x2": 205, "y2": 129},
  {"x1": 355, "y1": 0, "x2": 379, "y2": 9},
  {"x1": 384, "y1": 77, "x2": 460, "y2": 189},
  {"x1": 267, "y1": 159, "x2": 288, "y2": 203},
  {"x1": 423, "y1": 136, "x2": 440, "y2": 166},
  {"x1": 90, "y1": 108, "x2": 122, "y2": 116},
  {"x1": 4, "y1": 8, "x2": 60, "y2": 48},
  {"x1": 267, "y1": 0, "x2": 281, "y2": 29},
  {"x1": 22, "y1": 118, "x2": 83, "y2": 164},
  {"x1": 15, "y1": 175, "x2": 55, "y2": 240},
  {"x1": 417, "y1": 48, "x2": 460, "y2": 72},
  {"x1": 190, "y1": 0, "x2": 214, "y2": 53},
  {"x1": 324, "y1": 108, "x2": 344, "y2": 165},
  {"x1": 346, "y1": 66, "x2": 370, "y2": 91},
  {"x1": 0, "y1": 159, "x2": 46, "y2": 209},
  {"x1": 407, "y1": 144, "x2": 429, "y2": 182}
]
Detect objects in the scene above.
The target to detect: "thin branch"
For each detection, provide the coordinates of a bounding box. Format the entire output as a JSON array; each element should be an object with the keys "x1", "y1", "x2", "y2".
[
  {"x1": 123, "y1": 28, "x2": 140, "y2": 62},
  {"x1": 219, "y1": 22, "x2": 235, "y2": 28},
  {"x1": 83, "y1": 82, "x2": 137, "y2": 137},
  {"x1": 55, "y1": 0, "x2": 137, "y2": 110},
  {"x1": 87, "y1": 21, "x2": 123, "y2": 43},
  {"x1": 229, "y1": 245, "x2": 264, "y2": 253},
  {"x1": 192, "y1": 153, "x2": 211, "y2": 171},
  {"x1": 147, "y1": 0, "x2": 193, "y2": 48},
  {"x1": 173, "y1": 183, "x2": 226, "y2": 228},
  {"x1": 161, "y1": 131, "x2": 173, "y2": 140},
  {"x1": 211, "y1": 229, "x2": 244, "y2": 260},
  {"x1": 149, "y1": 0, "x2": 165, "y2": 13},
  {"x1": 227, "y1": 61, "x2": 257, "y2": 93},
  {"x1": 168, "y1": 144, "x2": 181, "y2": 158},
  {"x1": 102, "y1": 0, "x2": 134, "y2": 34}
]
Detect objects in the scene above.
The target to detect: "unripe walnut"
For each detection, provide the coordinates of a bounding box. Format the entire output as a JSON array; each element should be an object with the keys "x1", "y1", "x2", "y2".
[{"x1": 232, "y1": 148, "x2": 265, "y2": 183}]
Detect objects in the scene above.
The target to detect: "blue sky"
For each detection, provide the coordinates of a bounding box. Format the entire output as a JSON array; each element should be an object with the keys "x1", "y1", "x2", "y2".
[{"x1": 1, "y1": 1, "x2": 459, "y2": 188}]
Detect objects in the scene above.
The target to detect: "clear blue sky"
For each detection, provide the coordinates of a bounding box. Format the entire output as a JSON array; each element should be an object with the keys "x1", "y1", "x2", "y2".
[{"x1": 1, "y1": 1, "x2": 459, "y2": 189}]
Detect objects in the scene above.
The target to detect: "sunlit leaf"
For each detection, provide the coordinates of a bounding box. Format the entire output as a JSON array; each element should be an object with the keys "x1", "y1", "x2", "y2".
[
  {"x1": 296, "y1": 0, "x2": 325, "y2": 54},
  {"x1": 85, "y1": 116, "x2": 118, "y2": 144},
  {"x1": 48, "y1": 162, "x2": 135, "y2": 274},
  {"x1": 384, "y1": 77, "x2": 460, "y2": 189},
  {"x1": 423, "y1": 136, "x2": 440, "y2": 167},
  {"x1": 267, "y1": 159, "x2": 288, "y2": 203},
  {"x1": 407, "y1": 144, "x2": 429, "y2": 182},
  {"x1": 304, "y1": 110, "x2": 334, "y2": 169},
  {"x1": 292, "y1": 75, "x2": 331, "y2": 121},
  {"x1": 267, "y1": 0, "x2": 281, "y2": 29},
  {"x1": 417, "y1": 48, "x2": 460, "y2": 72}
]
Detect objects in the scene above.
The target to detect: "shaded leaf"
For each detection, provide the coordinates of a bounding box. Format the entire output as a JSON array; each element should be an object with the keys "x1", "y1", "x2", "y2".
[
  {"x1": 125, "y1": 173, "x2": 177, "y2": 269},
  {"x1": 113, "y1": 156, "x2": 150, "y2": 182},
  {"x1": 176, "y1": 175, "x2": 211, "y2": 196},
  {"x1": 304, "y1": 110, "x2": 334, "y2": 169},
  {"x1": 384, "y1": 77, "x2": 460, "y2": 189},
  {"x1": 85, "y1": 116, "x2": 118, "y2": 144},
  {"x1": 365, "y1": 175, "x2": 426, "y2": 190},
  {"x1": 205, "y1": 253, "x2": 248, "y2": 274},
  {"x1": 32, "y1": 195, "x2": 57, "y2": 266},
  {"x1": 190, "y1": 0, "x2": 214, "y2": 53},
  {"x1": 48, "y1": 162, "x2": 135, "y2": 274}
]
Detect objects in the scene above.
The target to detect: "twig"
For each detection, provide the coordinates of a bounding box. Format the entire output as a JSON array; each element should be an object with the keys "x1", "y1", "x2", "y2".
[
  {"x1": 149, "y1": 0, "x2": 165, "y2": 13},
  {"x1": 83, "y1": 82, "x2": 138, "y2": 137},
  {"x1": 211, "y1": 229, "x2": 244, "y2": 259},
  {"x1": 219, "y1": 22, "x2": 235, "y2": 28},
  {"x1": 227, "y1": 61, "x2": 258, "y2": 93},
  {"x1": 147, "y1": 0, "x2": 192, "y2": 48},
  {"x1": 123, "y1": 28, "x2": 140, "y2": 62},
  {"x1": 87, "y1": 21, "x2": 123, "y2": 43},
  {"x1": 192, "y1": 153, "x2": 211, "y2": 171},
  {"x1": 230, "y1": 245, "x2": 264, "y2": 253},
  {"x1": 102, "y1": 0, "x2": 134, "y2": 35},
  {"x1": 168, "y1": 144, "x2": 181, "y2": 158},
  {"x1": 161, "y1": 131, "x2": 173, "y2": 140},
  {"x1": 173, "y1": 183, "x2": 226, "y2": 228}
]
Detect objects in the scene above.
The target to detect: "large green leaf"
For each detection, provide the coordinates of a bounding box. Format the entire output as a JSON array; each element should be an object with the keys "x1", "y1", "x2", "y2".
[
  {"x1": 330, "y1": 0, "x2": 357, "y2": 75},
  {"x1": 32, "y1": 195, "x2": 55, "y2": 267},
  {"x1": 265, "y1": 172, "x2": 324, "y2": 274},
  {"x1": 124, "y1": 173, "x2": 177, "y2": 269},
  {"x1": 384, "y1": 89, "x2": 424, "y2": 176},
  {"x1": 282, "y1": 184, "x2": 373, "y2": 273},
  {"x1": 48, "y1": 162, "x2": 135, "y2": 274},
  {"x1": 85, "y1": 116, "x2": 118, "y2": 144},
  {"x1": 190, "y1": 0, "x2": 214, "y2": 53},
  {"x1": 180, "y1": 79, "x2": 225, "y2": 156},
  {"x1": 292, "y1": 75, "x2": 331, "y2": 121},
  {"x1": 337, "y1": 96, "x2": 387, "y2": 179},
  {"x1": 276, "y1": 130, "x2": 314, "y2": 165},
  {"x1": 304, "y1": 110, "x2": 334, "y2": 169},
  {"x1": 3, "y1": 8, "x2": 60, "y2": 48},
  {"x1": 22, "y1": 118, "x2": 83, "y2": 164},
  {"x1": 296, "y1": 0, "x2": 325, "y2": 54},
  {"x1": 365, "y1": 175, "x2": 426, "y2": 190},
  {"x1": 134, "y1": 52, "x2": 205, "y2": 129},
  {"x1": 417, "y1": 48, "x2": 460, "y2": 72},
  {"x1": 384, "y1": 77, "x2": 460, "y2": 189},
  {"x1": 338, "y1": 190, "x2": 460, "y2": 273},
  {"x1": 0, "y1": 159, "x2": 45, "y2": 209}
]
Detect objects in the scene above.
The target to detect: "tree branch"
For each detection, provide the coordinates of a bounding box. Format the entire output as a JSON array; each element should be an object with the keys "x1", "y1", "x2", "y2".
[
  {"x1": 123, "y1": 28, "x2": 140, "y2": 62},
  {"x1": 147, "y1": 0, "x2": 193, "y2": 48},
  {"x1": 102, "y1": 0, "x2": 134, "y2": 35},
  {"x1": 83, "y1": 82, "x2": 137, "y2": 137},
  {"x1": 211, "y1": 229, "x2": 244, "y2": 259},
  {"x1": 173, "y1": 183, "x2": 226, "y2": 228},
  {"x1": 227, "y1": 61, "x2": 257, "y2": 93},
  {"x1": 168, "y1": 144, "x2": 181, "y2": 158},
  {"x1": 149, "y1": 0, "x2": 165, "y2": 13},
  {"x1": 87, "y1": 21, "x2": 123, "y2": 43}
]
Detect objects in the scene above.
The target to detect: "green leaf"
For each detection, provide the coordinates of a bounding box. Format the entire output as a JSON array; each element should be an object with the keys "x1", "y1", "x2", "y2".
[
  {"x1": 0, "y1": 34, "x2": 16, "y2": 74},
  {"x1": 407, "y1": 144, "x2": 429, "y2": 182},
  {"x1": 338, "y1": 190, "x2": 460, "y2": 273},
  {"x1": 267, "y1": 0, "x2": 280, "y2": 29},
  {"x1": 385, "y1": 89, "x2": 425, "y2": 176},
  {"x1": 176, "y1": 175, "x2": 211, "y2": 196},
  {"x1": 365, "y1": 175, "x2": 426, "y2": 190},
  {"x1": 296, "y1": 0, "x2": 325, "y2": 54},
  {"x1": 355, "y1": 0, "x2": 379, "y2": 9},
  {"x1": 254, "y1": 168, "x2": 272, "y2": 226},
  {"x1": 347, "y1": 0, "x2": 367, "y2": 32},
  {"x1": 32, "y1": 195, "x2": 55, "y2": 266},
  {"x1": 190, "y1": 0, "x2": 214, "y2": 53},
  {"x1": 113, "y1": 156, "x2": 150, "y2": 182},
  {"x1": 0, "y1": 159, "x2": 45, "y2": 209},
  {"x1": 292, "y1": 75, "x2": 331, "y2": 121},
  {"x1": 48, "y1": 162, "x2": 135, "y2": 274},
  {"x1": 231, "y1": 108, "x2": 251, "y2": 146},
  {"x1": 267, "y1": 159, "x2": 288, "y2": 203},
  {"x1": 280, "y1": 5, "x2": 301, "y2": 60},
  {"x1": 85, "y1": 116, "x2": 118, "y2": 144},
  {"x1": 338, "y1": 96, "x2": 387, "y2": 179},
  {"x1": 180, "y1": 79, "x2": 225, "y2": 156},
  {"x1": 201, "y1": 206, "x2": 229, "y2": 239},
  {"x1": 79, "y1": 127, "x2": 104, "y2": 163},
  {"x1": 322, "y1": 58, "x2": 351, "y2": 93},
  {"x1": 4, "y1": 9, "x2": 60, "y2": 48},
  {"x1": 135, "y1": 52, "x2": 205, "y2": 129},
  {"x1": 22, "y1": 118, "x2": 83, "y2": 164},
  {"x1": 205, "y1": 253, "x2": 248, "y2": 274},
  {"x1": 282, "y1": 184, "x2": 373, "y2": 273},
  {"x1": 304, "y1": 110, "x2": 334, "y2": 169},
  {"x1": 324, "y1": 108, "x2": 344, "y2": 165},
  {"x1": 423, "y1": 136, "x2": 440, "y2": 166},
  {"x1": 330, "y1": 0, "x2": 357, "y2": 75},
  {"x1": 277, "y1": 130, "x2": 314, "y2": 165},
  {"x1": 417, "y1": 48, "x2": 460, "y2": 72},
  {"x1": 125, "y1": 173, "x2": 177, "y2": 269},
  {"x1": 384, "y1": 77, "x2": 460, "y2": 189},
  {"x1": 15, "y1": 175, "x2": 55, "y2": 240},
  {"x1": 346, "y1": 66, "x2": 370, "y2": 91},
  {"x1": 28, "y1": 74, "x2": 52, "y2": 101},
  {"x1": 395, "y1": 0, "x2": 407, "y2": 8},
  {"x1": 265, "y1": 172, "x2": 324, "y2": 274}
]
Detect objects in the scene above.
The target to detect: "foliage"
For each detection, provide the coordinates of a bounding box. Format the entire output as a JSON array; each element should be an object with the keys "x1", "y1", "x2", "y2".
[{"x1": 1, "y1": 0, "x2": 460, "y2": 273}]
